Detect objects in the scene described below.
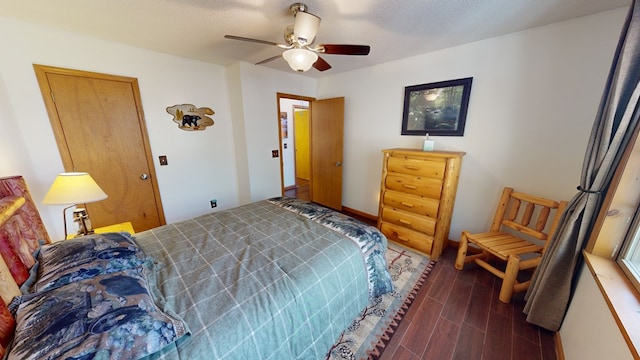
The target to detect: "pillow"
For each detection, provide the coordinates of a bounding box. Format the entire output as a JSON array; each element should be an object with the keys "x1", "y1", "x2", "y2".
[
  {"x1": 8, "y1": 267, "x2": 188, "y2": 360},
  {"x1": 32, "y1": 232, "x2": 146, "y2": 292}
]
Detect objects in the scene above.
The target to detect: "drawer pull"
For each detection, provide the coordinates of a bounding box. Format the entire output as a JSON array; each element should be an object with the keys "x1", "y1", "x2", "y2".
[
  {"x1": 399, "y1": 219, "x2": 412, "y2": 225},
  {"x1": 397, "y1": 235, "x2": 409, "y2": 242},
  {"x1": 404, "y1": 165, "x2": 420, "y2": 170},
  {"x1": 400, "y1": 201, "x2": 414, "y2": 208},
  {"x1": 403, "y1": 184, "x2": 417, "y2": 189}
]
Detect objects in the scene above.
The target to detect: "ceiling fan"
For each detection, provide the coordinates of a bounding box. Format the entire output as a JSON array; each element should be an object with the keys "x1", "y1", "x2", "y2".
[{"x1": 224, "y1": 2, "x2": 370, "y2": 72}]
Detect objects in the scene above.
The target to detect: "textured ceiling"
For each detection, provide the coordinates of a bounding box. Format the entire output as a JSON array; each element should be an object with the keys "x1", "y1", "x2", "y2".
[{"x1": 0, "y1": 0, "x2": 631, "y2": 77}]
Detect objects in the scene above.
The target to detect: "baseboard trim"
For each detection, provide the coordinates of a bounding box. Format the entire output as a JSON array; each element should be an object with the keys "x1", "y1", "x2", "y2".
[{"x1": 342, "y1": 206, "x2": 377, "y2": 223}]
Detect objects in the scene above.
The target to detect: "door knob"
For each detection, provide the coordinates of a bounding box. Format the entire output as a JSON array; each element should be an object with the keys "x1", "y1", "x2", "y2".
[
  {"x1": 140, "y1": 173, "x2": 149, "y2": 180},
  {"x1": 335, "y1": 162, "x2": 342, "y2": 167}
]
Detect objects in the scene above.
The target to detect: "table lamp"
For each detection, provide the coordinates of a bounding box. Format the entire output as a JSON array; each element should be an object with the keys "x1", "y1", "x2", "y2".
[{"x1": 43, "y1": 172, "x2": 108, "y2": 238}]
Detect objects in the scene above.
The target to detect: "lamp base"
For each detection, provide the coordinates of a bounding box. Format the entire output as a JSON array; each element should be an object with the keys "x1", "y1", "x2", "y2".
[
  {"x1": 73, "y1": 208, "x2": 95, "y2": 237},
  {"x1": 74, "y1": 229, "x2": 95, "y2": 237}
]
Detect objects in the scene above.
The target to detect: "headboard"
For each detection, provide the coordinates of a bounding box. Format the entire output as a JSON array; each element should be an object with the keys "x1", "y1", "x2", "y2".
[
  {"x1": 0, "y1": 196, "x2": 27, "y2": 304},
  {"x1": 0, "y1": 176, "x2": 51, "y2": 303},
  {"x1": 0, "y1": 176, "x2": 51, "y2": 356}
]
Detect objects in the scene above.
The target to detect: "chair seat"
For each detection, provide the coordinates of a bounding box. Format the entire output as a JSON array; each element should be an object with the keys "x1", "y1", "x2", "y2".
[
  {"x1": 455, "y1": 187, "x2": 567, "y2": 303},
  {"x1": 467, "y1": 231, "x2": 543, "y2": 261}
]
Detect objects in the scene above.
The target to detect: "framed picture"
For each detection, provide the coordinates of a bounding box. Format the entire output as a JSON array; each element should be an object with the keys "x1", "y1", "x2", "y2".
[
  {"x1": 280, "y1": 111, "x2": 288, "y2": 139},
  {"x1": 401, "y1": 77, "x2": 473, "y2": 136}
]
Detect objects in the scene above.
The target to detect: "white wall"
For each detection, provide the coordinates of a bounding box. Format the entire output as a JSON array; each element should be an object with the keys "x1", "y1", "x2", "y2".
[
  {"x1": 226, "y1": 63, "x2": 252, "y2": 205},
  {"x1": 561, "y1": 265, "x2": 634, "y2": 359},
  {"x1": 0, "y1": 73, "x2": 33, "y2": 179},
  {"x1": 318, "y1": 8, "x2": 627, "y2": 240},
  {"x1": 0, "y1": 14, "x2": 320, "y2": 240},
  {"x1": 0, "y1": 17, "x2": 240, "y2": 239},
  {"x1": 234, "y1": 62, "x2": 316, "y2": 202}
]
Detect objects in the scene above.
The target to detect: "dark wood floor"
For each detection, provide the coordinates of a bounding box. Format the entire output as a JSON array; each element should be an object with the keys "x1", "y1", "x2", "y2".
[
  {"x1": 284, "y1": 180, "x2": 310, "y2": 201},
  {"x1": 378, "y1": 247, "x2": 558, "y2": 360},
  {"x1": 282, "y1": 188, "x2": 557, "y2": 360}
]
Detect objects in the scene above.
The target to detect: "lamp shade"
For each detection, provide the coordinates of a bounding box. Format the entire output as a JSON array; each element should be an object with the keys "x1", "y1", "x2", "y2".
[
  {"x1": 283, "y1": 48, "x2": 318, "y2": 72},
  {"x1": 43, "y1": 172, "x2": 108, "y2": 205}
]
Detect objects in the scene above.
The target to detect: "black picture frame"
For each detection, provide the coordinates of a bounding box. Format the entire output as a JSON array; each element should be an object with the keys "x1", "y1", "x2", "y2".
[{"x1": 401, "y1": 77, "x2": 473, "y2": 136}]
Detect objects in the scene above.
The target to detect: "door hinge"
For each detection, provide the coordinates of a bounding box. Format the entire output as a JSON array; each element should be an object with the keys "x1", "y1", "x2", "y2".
[{"x1": 50, "y1": 91, "x2": 55, "y2": 103}]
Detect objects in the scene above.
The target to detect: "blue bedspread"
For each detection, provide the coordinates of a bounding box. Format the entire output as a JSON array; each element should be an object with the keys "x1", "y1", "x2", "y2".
[{"x1": 136, "y1": 198, "x2": 392, "y2": 360}]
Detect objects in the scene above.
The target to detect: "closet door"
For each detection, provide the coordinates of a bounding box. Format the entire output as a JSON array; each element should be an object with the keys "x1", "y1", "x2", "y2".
[{"x1": 34, "y1": 65, "x2": 165, "y2": 232}]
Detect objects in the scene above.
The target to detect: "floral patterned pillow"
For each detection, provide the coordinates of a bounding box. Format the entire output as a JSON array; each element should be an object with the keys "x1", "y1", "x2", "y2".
[
  {"x1": 31, "y1": 232, "x2": 146, "y2": 292},
  {"x1": 8, "y1": 267, "x2": 188, "y2": 360}
]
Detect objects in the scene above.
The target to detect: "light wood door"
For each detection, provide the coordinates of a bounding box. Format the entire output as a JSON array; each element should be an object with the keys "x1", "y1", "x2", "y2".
[
  {"x1": 34, "y1": 65, "x2": 165, "y2": 232},
  {"x1": 294, "y1": 108, "x2": 310, "y2": 181},
  {"x1": 310, "y1": 97, "x2": 344, "y2": 210}
]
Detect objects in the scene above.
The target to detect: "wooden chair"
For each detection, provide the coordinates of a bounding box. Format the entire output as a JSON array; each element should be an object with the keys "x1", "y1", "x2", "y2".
[{"x1": 454, "y1": 187, "x2": 568, "y2": 303}]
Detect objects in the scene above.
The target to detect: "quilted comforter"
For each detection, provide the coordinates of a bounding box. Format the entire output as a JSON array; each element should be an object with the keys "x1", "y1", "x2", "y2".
[{"x1": 136, "y1": 198, "x2": 393, "y2": 360}]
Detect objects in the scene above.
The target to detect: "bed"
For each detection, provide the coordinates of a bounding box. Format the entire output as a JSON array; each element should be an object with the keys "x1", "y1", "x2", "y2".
[{"x1": 0, "y1": 176, "x2": 394, "y2": 359}]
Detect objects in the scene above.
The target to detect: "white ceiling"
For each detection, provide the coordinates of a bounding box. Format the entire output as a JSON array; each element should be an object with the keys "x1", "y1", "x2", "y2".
[{"x1": 0, "y1": 0, "x2": 631, "y2": 77}]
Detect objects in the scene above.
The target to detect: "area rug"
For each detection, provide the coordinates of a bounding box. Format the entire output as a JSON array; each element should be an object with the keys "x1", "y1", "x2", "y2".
[{"x1": 326, "y1": 241, "x2": 435, "y2": 360}]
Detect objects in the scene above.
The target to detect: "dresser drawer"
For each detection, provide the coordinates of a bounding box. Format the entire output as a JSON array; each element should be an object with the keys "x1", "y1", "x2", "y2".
[
  {"x1": 381, "y1": 207, "x2": 436, "y2": 235},
  {"x1": 380, "y1": 149, "x2": 464, "y2": 260},
  {"x1": 385, "y1": 173, "x2": 443, "y2": 199},
  {"x1": 387, "y1": 155, "x2": 446, "y2": 179},
  {"x1": 380, "y1": 222, "x2": 434, "y2": 255},
  {"x1": 383, "y1": 189, "x2": 440, "y2": 218}
]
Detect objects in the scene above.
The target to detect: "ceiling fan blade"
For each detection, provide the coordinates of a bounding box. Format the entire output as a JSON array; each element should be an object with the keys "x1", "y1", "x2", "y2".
[
  {"x1": 224, "y1": 35, "x2": 279, "y2": 47},
  {"x1": 321, "y1": 44, "x2": 370, "y2": 56},
  {"x1": 255, "y1": 54, "x2": 282, "y2": 65},
  {"x1": 313, "y1": 56, "x2": 331, "y2": 72}
]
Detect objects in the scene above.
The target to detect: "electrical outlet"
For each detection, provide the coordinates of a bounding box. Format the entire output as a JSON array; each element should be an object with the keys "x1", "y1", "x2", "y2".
[
  {"x1": 272, "y1": 150, "x2": 279, "y2": 158},
  {"x1": 210, "y1": 199, "x2": 217, "y2": 208}
]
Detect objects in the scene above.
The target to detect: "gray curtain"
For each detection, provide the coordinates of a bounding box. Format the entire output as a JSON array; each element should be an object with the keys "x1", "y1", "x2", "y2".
[{"x1": 524, "y1": 0, "x2": 640, "y2": 331}]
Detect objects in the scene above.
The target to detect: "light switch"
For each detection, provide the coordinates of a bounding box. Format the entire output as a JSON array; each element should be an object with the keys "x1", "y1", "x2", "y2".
[{"x1": 159, "y1": 155, "x2": 168, "y2": 165}]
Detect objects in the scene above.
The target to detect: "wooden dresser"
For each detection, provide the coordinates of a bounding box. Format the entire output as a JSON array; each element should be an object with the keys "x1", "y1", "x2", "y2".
[{"x1": 377, "y1": 149, "x2": 464, "y2": 260}]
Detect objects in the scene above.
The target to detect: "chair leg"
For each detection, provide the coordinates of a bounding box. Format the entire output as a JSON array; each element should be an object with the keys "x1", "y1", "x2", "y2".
[
  {"x1": 454, "y1": 231, "x2": 469, "y2": 270},
  {"x1": 499, "y1": 255, "x2": 521, "y2": 303}
]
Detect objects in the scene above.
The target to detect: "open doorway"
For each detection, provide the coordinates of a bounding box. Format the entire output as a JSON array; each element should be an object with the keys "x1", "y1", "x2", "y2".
[
  {"x1": 278, "y1": 94, "x2": 311, "y2": 201},
  {"x1": 277, "y1": 93, "x2": 345, "y2": 211}
]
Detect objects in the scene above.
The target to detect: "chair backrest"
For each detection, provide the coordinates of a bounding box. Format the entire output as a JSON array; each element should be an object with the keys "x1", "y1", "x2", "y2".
[{"x1": 489, "y1": 187, "x2": 567, "y2": 251}]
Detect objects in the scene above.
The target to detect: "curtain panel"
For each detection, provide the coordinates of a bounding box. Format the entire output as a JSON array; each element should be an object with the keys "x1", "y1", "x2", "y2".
[{"x1": 524, "y1": 0, "x2": 640, "y2": 331}]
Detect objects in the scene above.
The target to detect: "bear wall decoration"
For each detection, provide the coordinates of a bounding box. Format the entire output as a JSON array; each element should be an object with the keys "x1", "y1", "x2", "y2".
[{"x1": 166, "y1": 104, "x2": 215, "y2": 131}]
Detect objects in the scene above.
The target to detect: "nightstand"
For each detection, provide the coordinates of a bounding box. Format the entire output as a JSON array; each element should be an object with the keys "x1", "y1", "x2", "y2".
[{"x1": 66, "y1": 221, "x2": 135, "y2": 239}]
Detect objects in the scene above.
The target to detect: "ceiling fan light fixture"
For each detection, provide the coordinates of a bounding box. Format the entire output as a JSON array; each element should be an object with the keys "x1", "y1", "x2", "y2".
[
  {"x1": 225, "y1": 2, "x2": 370, "y2": 72},
  {"x1": 293, "y1": 10, "x2": 320, "y2": 45},
  {"x1": 283, "y1": 48, "x2": 318, "y2": 72}
]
